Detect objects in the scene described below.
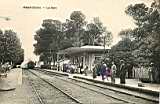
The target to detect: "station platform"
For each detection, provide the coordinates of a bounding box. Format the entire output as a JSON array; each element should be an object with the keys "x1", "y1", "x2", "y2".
[
  {"x1": 43, "y1": 69, "x2": 160, "y2": 95},
  {"x1": 0, "y1": 68, "x2": 22, "y2": 91},
  {"x1": 73, "y1": 73, "x2": 160, "y2": 92}
]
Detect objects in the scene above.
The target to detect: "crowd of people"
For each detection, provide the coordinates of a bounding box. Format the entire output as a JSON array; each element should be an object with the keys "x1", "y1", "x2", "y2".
[
  {"x1": 90, "y1": 60, "x2": 127, "y2": 84},
  {"x1": 57, "y1": 56, "x2": 160, "y2": 83},
  {"x1": 60, "y1": 60, "x2": 128, "y2": 84},
  {"x1": 58, "y1": 59, "x2": 158, "y2": 83}
]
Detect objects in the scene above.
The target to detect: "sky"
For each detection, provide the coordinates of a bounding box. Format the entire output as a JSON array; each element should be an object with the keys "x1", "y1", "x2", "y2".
[{"x1": 0, "y1": 0, "x2": 152, "y2": 61}]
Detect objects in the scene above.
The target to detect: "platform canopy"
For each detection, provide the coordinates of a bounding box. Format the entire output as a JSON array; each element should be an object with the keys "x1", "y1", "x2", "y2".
[{"x1": 57, "y1": 45, "x2": 111, "y2": 55}]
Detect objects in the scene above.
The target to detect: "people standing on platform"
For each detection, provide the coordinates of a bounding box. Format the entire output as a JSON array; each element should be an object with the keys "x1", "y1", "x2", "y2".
[
  {"x1": 84, "y1": 66, "x2": 88, "y2": 76},
  {"x1": 119, "y1": 60, "x2": 126, "y2": 84},
  {"x1": 148, "y1": 63, "x2": 154, "y2": 83},
  {"x1": 80, "y1": 65, "x2": 83, "y2": 74},
  {"x1": 57, "y1": 63, "x2": 60, "y2": 71},
  {"x1": 96, "y1": 64, "x2": 101, "y2": 76},
  {"x1": 105, "y1": 65, "x2": 110, "y2": 81},
  {"x1": 92, "y1": 65, "x2": 97, "y2": 79},
  {"x1": 111, "y1": 61, "x2": 117, "y2": 83},
  {"x1": 100, "y1": 63, "x2": 107, "y2": 81}
]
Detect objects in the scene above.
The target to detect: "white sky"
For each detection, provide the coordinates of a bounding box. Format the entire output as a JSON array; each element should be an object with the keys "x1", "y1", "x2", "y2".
[{"x1": 0, "y1": 0, "x2": 152, "y2": 61}]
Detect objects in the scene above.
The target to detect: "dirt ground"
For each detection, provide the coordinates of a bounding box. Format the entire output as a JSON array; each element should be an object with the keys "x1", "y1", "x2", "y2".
[{"x1": 0, "y1": 69, "x2": 39, "y2": 104}]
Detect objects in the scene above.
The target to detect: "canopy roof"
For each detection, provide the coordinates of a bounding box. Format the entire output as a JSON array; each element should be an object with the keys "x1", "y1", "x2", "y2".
[{"x1": 57, "y1": 45, "x2": 110, "y2": 55}]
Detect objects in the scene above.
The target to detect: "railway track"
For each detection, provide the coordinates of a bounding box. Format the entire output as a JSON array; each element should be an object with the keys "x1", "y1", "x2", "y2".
[
  {"x1": 29, "y1": 70, "x2": 129, "y2": 104},
  {"x1": 26, "y1": 70, "x2": 82, "y2": 104},
  {"x1": 35, "y1": 69, "x2": 158, "y2": 104},
  {"x1": 29, "y1": 79, "x2": 46, "y2": 104},
  {"x1": 38, "y1": 69, "x2": 132, "y2": 103}
]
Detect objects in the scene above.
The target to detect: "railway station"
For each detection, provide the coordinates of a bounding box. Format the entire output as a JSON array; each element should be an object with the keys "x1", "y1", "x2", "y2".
[{"x1": 0, "y1": 0, "x2": 160, "y2": 104}]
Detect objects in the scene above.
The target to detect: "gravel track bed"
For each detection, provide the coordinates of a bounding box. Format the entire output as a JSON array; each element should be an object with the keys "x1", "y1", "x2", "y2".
[
  {"x1": 38, "y1": 69, "x2": 157, "y2": 104},
  {"x1": 31, "y1": 70, "x2": 129, "y2": 104},
  {"x1": 25, "y1": 70, "x2": 79, "y2": 104},
  {"x1": 60, "y1": 77, "x2": 156, "y2": 104}
]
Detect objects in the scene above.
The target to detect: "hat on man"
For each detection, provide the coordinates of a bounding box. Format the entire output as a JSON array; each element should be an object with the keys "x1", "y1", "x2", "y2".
[{"x1": 120, "y1": 60, "x2": 124, "y2": 63}]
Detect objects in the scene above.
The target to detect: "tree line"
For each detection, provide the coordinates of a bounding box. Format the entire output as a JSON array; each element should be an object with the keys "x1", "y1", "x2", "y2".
[
  {"x1": 109, "y1": 1, "x2": 160, "y2": 83},
  {"x1": 33, "y1": 11, "x2": 113, "y2": 65}
]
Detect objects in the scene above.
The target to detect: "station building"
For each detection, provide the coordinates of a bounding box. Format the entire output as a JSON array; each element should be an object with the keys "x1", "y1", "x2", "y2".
[{"x1": 57, "y1": 45, "x2": 110, "y2": 71}]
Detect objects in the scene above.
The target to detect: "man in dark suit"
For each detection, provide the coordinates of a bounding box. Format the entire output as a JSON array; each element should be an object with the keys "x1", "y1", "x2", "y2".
[{"x1": 119, "y1": 60, "x2": 126, "y2": 84}]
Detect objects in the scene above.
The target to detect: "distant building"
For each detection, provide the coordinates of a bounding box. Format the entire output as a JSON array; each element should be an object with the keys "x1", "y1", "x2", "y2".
[{"x1": 57, "y1": 45, "x2": 110, "y2": 71}]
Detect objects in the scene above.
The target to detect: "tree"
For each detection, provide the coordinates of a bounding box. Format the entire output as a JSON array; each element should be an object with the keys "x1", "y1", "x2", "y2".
[
  {"x1": 34, "y1": 19, "x2": 63, "y2": 64},
  {"x1": 109, "y1": 32, "x2": 135, "y2": 77},
  {"x1": 82, "y1": 17, "x2": 113, "y2": 46},
  {"x1": 109, "y1": 31, "x2": 134, "y2": 63},
  {"x1": 104, "y1": 31, "x2": 113, "y2": 47},
  {"x1": 83, "y1": 23, "x2": 101, "y2": 45},
  {"x1": 63, "y1": 11, "x2": 86, "y2": 47},
  {"x1": 125, "y1": 2, "x2": 160, "y2": 83},
  {"x1": 0, "y1": 29, "x2": 24, "y2": 65},
  {"x1": 118, "y1": 29, "x2": 134, "y2": 40}
]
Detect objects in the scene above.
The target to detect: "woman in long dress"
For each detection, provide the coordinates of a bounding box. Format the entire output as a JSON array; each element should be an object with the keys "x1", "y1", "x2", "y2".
[{"x1": 111, "y1": 62, "x2": 117, "y2": 83}]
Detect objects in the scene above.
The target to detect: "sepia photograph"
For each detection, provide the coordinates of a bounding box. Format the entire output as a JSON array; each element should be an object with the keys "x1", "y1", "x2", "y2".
[{"x1": 0, "y1": 0, "x2": 160, "y2": 104}]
